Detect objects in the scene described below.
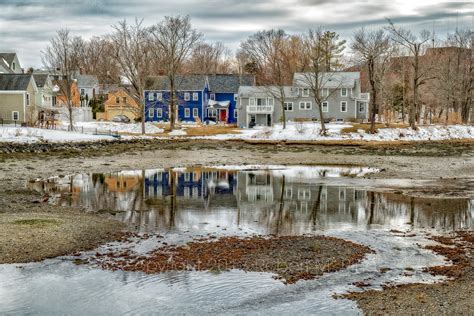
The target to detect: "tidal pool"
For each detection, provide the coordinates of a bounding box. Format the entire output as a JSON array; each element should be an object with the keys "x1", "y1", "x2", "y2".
[{"x1": 0, "y1": 166, "x2": 472, "y2": 315}]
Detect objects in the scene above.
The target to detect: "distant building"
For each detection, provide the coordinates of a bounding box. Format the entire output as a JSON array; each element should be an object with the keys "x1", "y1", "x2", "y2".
[
  {"x1": 75, "y1": 74, "x2": 99, "y2": 106},
  {"x1": 237, "y1": 72, "x2": 369, "y2": 128},
  {"x1": 0, "y1": 53, "x2": 22, "y2": 74},
  {"x1": 0, "y1": 74, "x2": 37, "y2": 124},
  {"x1": 97, "y1": 88, "x2": 141, "y2": 122},
  {"x1": 144, "y1": 74, "x2": 254, "y2": 124}
]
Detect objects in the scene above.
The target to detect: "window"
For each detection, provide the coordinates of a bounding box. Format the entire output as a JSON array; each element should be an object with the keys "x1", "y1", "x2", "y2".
[
  {"x1": 208, "y1": 109, "x2": 217, "y2": 117},
  {"x1": 322, "y1": 88, "x2": 329, "y2": 97},
  {"x1": 115, "y1": 97, "x2": 120, "y2": 104},
  {"x1": 184, "y1": 92, "x2": 190, "y2": 101},
  {"x1": 234, "y1": 109, "x2": 238, "y2": 118},
  {"x1": 322, "y1": 101, "x2": 328, "y2": 112},
  {"x1": 12, "y1": 62, "x2": 15, "y2": 70},
  {"x1": 249, "y1": 98, "x2": 255, "y2": 106},
  {"x1": 285, "y1": 187, "x2": 292, "y2": 198},
  {"x1": 192, "y1": 93, "x2": 198, "y2": 101},
  {"x1": 184, "y1": 173, "x2": 190, "y2": 181},
  {"x1": 12, "y1": 111, "x2": 19, "y2": 121},
  {"x1": 210, "y1": 93, "x2": 215, "y2": 100},
  {"x1": 157, "y1": 93, "x2": 163, "y2": 101},
  {"x1": 26, "y1": 93, "x2": 30, "y2": 106},
  {"x1": 193, "y1": 108, "x2": 199, "y2": 117},
  {"x1": 268, "y1": 98, "x2": 274, "y2": 106},
  {"x1": 301, "y1": 88, "x2": 309, "y2": 97},
  {"x1": 122, "y1": 97, "x2": 127, "y2": 103},
  {"x1": 256, "y1": 98, "x2": 267, "y2": 106},
  {"x1": 157, "y1": 108, "x2": 163, "y2": 117},
  {"x1": 340, "y1": 101, "x2": 347, "y2": 112},
  {"x1": 339, "y1": 188, "x2": 346, "y2": 201},
  {"x1": 298, "y1": 188, "x2": 311, "y2": 200},
  {"x1": 234, "y1": 94, "x2": 238, "y2": 101},
  {"x1": 185, "y1": 108, "x2": 190, "y2": 117},
  {"x1": 341, "y1": 88, "x2": 348, "y2": 97},
  {"x1": 359, "y1": 103, "x2": 365, "y2": 112},
  {"x1": 299, "y1": 101, "x2": 312, "y2": 110},
  {"x1": 148, "y1": 93, "x2": 154, "y2": 101},
  {"x1": 284, "y1": 102, "x2": 293, "y2": 111},
  {"x1": 80, "y1": 89, "x2": 85, "y2": 95},
  {"x1": 148, "y1": 108, "x2": 154, "y2": 117}
]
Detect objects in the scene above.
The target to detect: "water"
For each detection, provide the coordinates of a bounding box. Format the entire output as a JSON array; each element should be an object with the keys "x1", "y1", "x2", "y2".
[{"x1": 1, "y1": 166, "x2": 472, "y2": 315}]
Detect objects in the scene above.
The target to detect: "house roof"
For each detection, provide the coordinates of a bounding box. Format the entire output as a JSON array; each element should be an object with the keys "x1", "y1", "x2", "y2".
[
  {"x1": 0, "y1": 53, "x2": 16, "y2": 66},
  {"x1": 238, "y1": 85, "x2": 298, "y2": 98},
  {"x1": 76, "y1": 74, "x2": 99, "y2": 87},
  {"x1": 293, "y1": 72, "x2": 360, "y2": 89},
  {"x1": 145, "y1": 75, "x2": 208, "y2": 91},
  {"x1": 33, "y1": 74, "x2": 50, "y2": 88},
  {"x1": 207, "y1": 74, "x2": 254, "y2": 93},
  {"x1": 0, "y1": 74, "x2": 33, "y2": 91}
]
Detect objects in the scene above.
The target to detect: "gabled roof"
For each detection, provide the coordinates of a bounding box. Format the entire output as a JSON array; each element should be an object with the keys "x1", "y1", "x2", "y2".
[
  {"x1": 207, "y1": 74, "x2": 254, "y2": 93},
  {"x1": 33, "y1": 74, "x2": 50, "y2": 88},
  {"x1": 238, "y1": 86, "x2": 299, "y2": 98},
  {"x1": 145, "y1": 75, "x2": 208, "y2": 91},
  {"x1": 0, "y1": 53, "x2": 16, "y2": 66},
  {"x1": 0, "y1": 74, "x2": 33, "y2": 91},
  {"x1": 293, "y1": 72, "x2": 360, "y2": 89},
  {"x1": 76, "y1": 74, "x2": 99, "y2": 87}
]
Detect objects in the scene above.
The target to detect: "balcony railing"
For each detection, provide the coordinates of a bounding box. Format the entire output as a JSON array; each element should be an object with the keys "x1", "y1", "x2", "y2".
[
  {"x1": 351, "y1": 93, "x2": 370, "y2": 100},
  {"x1": 247, "y1": 105, "x2": 274, "y2": 113}
]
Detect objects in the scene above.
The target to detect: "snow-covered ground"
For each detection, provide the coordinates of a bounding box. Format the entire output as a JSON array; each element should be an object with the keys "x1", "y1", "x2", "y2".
[
  {"x1": 0, "y1": 127, "x2": 114, "y2": 143},
  {"x1": 198, "y1": 123, "x2": 474, "y2": 142},
  {"x1": 60, "y1": 121, "x2": 164, "y2": 134}
]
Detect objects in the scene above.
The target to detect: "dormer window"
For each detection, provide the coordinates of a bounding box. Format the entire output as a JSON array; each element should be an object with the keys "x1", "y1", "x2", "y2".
[
  {"x1": 301, "y1": 88, "x2": 309, "y2": 97},
  {"x1": 116, "y1": 97, "x2": 120, "y2": 104},
  {"x1": 210, "y1": 93, "x2": 215, "y2": 100}
]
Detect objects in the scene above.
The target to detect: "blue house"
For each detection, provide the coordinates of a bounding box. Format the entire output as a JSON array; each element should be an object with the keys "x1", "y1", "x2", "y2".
[{"x1": 144, "y1": 74, "x2": 254, "y2": 124}]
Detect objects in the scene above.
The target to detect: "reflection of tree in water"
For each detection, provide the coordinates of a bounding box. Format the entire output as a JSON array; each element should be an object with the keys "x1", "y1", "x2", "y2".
[{"x1": 30, "y1": 168, "x2": 473, "y2": 233}]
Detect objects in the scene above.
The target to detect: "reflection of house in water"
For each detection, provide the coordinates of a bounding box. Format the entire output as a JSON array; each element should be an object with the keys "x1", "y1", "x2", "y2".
[{"x1": 28, "y1": 167, "x2": 473, "y2": 233}]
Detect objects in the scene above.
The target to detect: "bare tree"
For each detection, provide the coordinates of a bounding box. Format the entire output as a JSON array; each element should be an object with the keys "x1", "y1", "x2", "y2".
[
  {"x1": 151, "y1": 15, "x2": 201, "y2": 131},
  {"x1": 240, "y1": 29, "x2": 295, "y2": 128},
  {"x1": 352, "y1": 28, "x2": 392, "y2": 133},
  {"x1": 42, "y1": 29, "x2": 82, "y2": 131},
  {"x1": 110, "y1": 18, "x2": 153, "y2": 134},
  {"x1": 300, "y1": 28, "x2": 345, "y2": 135},
  {"x1": 386, "y1": 20, "x2": 433, "y2": 129},
  {"x1": 187, "y1": 42, "x2": 232, "y2": 74},
  {"x1": 449, "y1": 29, "x2": 473, "y2": 124}
]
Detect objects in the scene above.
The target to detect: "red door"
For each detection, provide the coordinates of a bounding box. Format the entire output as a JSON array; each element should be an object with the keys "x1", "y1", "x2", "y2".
[{"x1": 219, "y1": 109, "x2": 227, "y2": 122}]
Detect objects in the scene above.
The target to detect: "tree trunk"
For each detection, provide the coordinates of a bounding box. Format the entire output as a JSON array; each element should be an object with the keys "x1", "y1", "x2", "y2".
[
  {"x1": 141, "y1": 99, "x2": 145, "y2": 134},
  {"x1": 169, "y1": 77, "x2": 176, "y2": 131},
  {"x1": 368, "y1": 59, "x2": 377, "y2": 134},
  {"x1": 280, "y1": 89, "x2": 286, "y2": 129},
  {"x1": 318, "y1": 102, "x2": 327, "y2": 135}
]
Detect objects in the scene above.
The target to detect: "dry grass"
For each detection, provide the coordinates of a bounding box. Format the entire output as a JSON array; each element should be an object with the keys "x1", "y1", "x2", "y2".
[
  {"x1": 181, "y1": 126, "x2": 240, "y2": 137},
  {"x1": 341, "y1": 123, "x2": 409, "y2": 134}
]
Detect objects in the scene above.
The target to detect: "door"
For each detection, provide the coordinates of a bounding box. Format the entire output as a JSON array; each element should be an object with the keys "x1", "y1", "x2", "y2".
[
  {"x1": 219, "y1": 109, "x2": 227, "y2": 122},
  {"x1": 267, "y1": 114, "x2": 272, "y2": 126}
]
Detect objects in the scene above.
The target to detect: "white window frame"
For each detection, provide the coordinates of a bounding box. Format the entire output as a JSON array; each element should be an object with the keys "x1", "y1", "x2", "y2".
[
  {"x1": 322, "y1": 88, "x2": 329, "y2": 97},
  {"x1": 26, "y1": 93, "x2": 30, "y2": 106},
  {"x1": 148, "y1": 93, "x2": 154, "y2": 101},
  {"x1": 322, "y1": 101, "x2": 328, "y2": 113},
  {"x1": 359, "y1": 103, "x2": 365, "y2": 113},
  {"x1": 267, "y1": 98, "x2": 274, "y2": 106},
  {"x1": 234, "y1": 94, "x2": 238, "y2": 101},
  {"x1": 341, "y1": 88, "x2": 348, "y2": 97},
  {"x1": 12, "y1": 111, "x2": 19, "y2": 121},
  {"x1": 185, "y1": 108, "x2": 191, "y2": 117},
  {"x1": 256, "y1": 98, "x2": 267, "y2": 106},
  {"x1": 249, "y1": 98, "x2": 256, "y2": 106},
  {"x1": 148, "y1": 108, "x2": 154, "y2": 117},
  {"x1": 340, "y1": 101, "x2": 347, "y2": 112},
  {"x1": 157, "y1": 108, "x2": 163, "y2": 118},
  {"x1": 192, "y1": 92, "x2": 198, "y2": 101},
  {"x1": 299, "y1": 101, "x2": 312, "y2": 110},
  {"x1": 210, "y1": 93, "x2": 216, "y2": 100},
  {"x1": 284, "y1": 102, "x2": 293, "y2": 111},
  {"x1": 301, "y1": 88, "x2": 309, "y2": 97},
  {"x1": 157, "y1": 93, "x2": 163, "y2": 101},
  {"x1": 234, "y1": 109, "x2": 238, "y2": 118},
  {"x1": 184, "y1": 92, "x2": 190, "y2": 101},
  {"x1": 184, "y1": 172, "x2": 190, "y2": 182},
  {"x1": 193, "y1": 108, "x2": 199, "y2": 117},
  {"x1": 285, "y1": 187, "x2": 292, "y2": 198}
]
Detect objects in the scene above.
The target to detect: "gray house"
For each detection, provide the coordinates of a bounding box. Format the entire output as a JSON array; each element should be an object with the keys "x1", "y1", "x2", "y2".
[
  {"x1": 75, "y1": 74, "x2": 99, "y2": 106},
  {"x1": 237, "y1": 72, "x2": 369, "y2": 128},
  {"x1": 0, "y1": 53, "x2": 22, "y2": 74}
]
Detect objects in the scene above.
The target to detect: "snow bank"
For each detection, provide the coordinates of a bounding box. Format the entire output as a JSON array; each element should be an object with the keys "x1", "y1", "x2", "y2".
[
  {"x1": 168, "y1": 129, "x2": 187, "y2": 136},
  {"x1": 61, "y1": 121, "x2": 164, "y2": 134},
  {"x1": 0, "y1": 127, "x2": 113, "y2": 143},
  {"x1": 196, "y1": 123, "x2": 474, "y2": 142}
]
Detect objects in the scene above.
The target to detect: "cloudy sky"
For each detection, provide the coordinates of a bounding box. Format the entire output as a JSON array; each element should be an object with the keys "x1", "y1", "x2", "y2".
[{"x1": 0, "y1": 0, "x2": 472, "y2": 68}]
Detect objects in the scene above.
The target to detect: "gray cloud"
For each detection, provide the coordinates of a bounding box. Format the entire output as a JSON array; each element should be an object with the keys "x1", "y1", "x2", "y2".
[{"x1": 0, "y1": 0, "x2": 472, "y2": 67}]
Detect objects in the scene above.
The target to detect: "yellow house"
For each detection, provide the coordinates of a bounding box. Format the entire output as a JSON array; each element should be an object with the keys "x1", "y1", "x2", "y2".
[
  {"x1": 0, "y1": 74, "x2": 38, "y2": 124},
  {"x1": 98, "y1": 88, "x2": 141, "y2": 121}
]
